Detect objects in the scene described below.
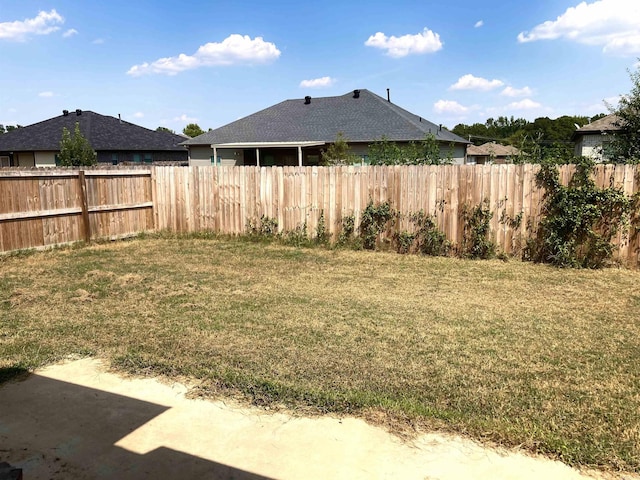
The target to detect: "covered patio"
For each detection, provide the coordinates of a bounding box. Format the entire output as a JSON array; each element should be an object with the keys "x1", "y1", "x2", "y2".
[{"x1": 213, "y1": 141, "x2": 326, "y2": 167}]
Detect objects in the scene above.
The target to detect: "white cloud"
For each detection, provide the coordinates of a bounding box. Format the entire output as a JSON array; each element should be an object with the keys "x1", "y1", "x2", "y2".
[
  {"x1": 38, "y1": 91, "x2": 54, "y2": 98},
  {"x1": 299, "y1": 76, "x2": 335, "y2": 88},
  {"x1": 518, "y1": 0, "x2": 640, "y2": 55},
  {"x1": 364, "y1": 28, "x2": 443, "y2": 58},
  {"x1": 92, "y1": 38, "x2": 105, "y2": 45},
  {"x1": 474, "y1": 20, "x2": 484, "y2": 28},
  {"x1": 127, "y1": 34, "x2": 281, "y2": 76},
  {"x1": 501, "y1": 86, "x2": 533, "y2": 97},
  {"x1": 63, "y1": 28, "x2": 78, "y2": 38},
  {"x1": 0, "y1": 9, "x2": 64, "y2": 41},
  {"x1": 433, "y1": 100, "x2": 469, "y2": 115},
  {"x1": 508, "y1": 99, "x2": 542, "y2": 110},
  {"x1": 133, "y1": 112, "x2": 144, "y2": 118},
  {"x1": 174, "y1": 114, "x2": 198, "y2": 123},
  {"x1": 450, "y1": 74, "x2": 504, "y2": 91}
]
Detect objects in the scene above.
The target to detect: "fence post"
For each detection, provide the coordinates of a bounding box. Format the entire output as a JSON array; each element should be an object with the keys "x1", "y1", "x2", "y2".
[
  {"x1": 150, "y1": 165, "x2": 158, "y2": 232},
  {"x1": 78, "y1": 170, "x2": 91, "y2": 243}
]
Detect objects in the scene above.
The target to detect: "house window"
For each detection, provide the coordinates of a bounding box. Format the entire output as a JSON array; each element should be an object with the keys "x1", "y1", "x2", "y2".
[
  {"x1": 144, "y1": 152, "x2": 153, "y2": 163},
  {"x1": 111, "y1": 153, "x2": 119, "y2": 165},
  {"x1": 360, "y1": 155, "x2": 370, "y2": 166},
  {"x1": 133, "y1": 154, "x2": 142, "y2": 163},
  {"x1": 54, "y1": 154, "x2": 60, "y2": 166},
  {"x1": 210, "y1": 156, "x2": 221, "y2": 166},
  {"x1": 0, "y1": 156, "x2": 10, "y2": 167}
]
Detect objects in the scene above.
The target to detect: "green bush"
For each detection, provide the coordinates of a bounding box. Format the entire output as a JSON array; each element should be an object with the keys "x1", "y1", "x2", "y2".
[
  {"x1": 246, "y1": 215, "x2": 279, "y2": 239},
  {"x1": 315, "y1": 211, "x2": 330, "y2": 245},
  {"x1": 393, "y1": 211, "x2": 449, "y2": 256},
  {"x1": 359, "y1": 201, "x2": 395, "y2": 250},
  {"x1": 461, "y1": 200, "x2": 496, "y2": 259}
]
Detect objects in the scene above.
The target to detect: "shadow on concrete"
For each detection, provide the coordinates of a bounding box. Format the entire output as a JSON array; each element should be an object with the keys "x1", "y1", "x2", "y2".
[{"x1": 0, "y1": 374, "x2": 272, "y2": 479}]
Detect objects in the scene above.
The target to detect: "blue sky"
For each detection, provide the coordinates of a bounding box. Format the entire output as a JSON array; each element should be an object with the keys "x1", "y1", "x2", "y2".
[{"x1": 1, "y1": 0, "x2": 639, "y2": 132}]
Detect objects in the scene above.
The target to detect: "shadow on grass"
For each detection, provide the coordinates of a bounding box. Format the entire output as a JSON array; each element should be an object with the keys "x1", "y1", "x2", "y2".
[{"x1": 0, "y1": 366, "x2": 30, "y2": 384}]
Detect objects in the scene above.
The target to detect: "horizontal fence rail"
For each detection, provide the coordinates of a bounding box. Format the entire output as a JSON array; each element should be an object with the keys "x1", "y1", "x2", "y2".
[
  {"x1": 0, "y1": 168, "x2": 153, "y2": 252},
  {"x1": 2, "y1": 165, "x2": 639, "y2": 267}
]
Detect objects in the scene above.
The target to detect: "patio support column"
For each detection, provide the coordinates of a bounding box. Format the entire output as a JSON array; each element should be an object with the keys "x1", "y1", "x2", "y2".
[
  {"x1": 256, "y1": 148, "x2": 260, "y2": 167},
  {"x1": 213, "y1": 146, "x2": 217, "y2": 166},
  {"x1": 297, "y1": 146, "x2": 303, "y2": 167}
]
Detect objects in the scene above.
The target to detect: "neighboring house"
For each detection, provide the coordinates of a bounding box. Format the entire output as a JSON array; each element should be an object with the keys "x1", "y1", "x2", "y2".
[
  {"x1": 466, "y1": 142, "x2": 523, "y2": 164},
  {"x1": 182, "y1": 89, "x2": 470, "y2": 167},
  {"x1": 572, "y1": 114, "x2": 621, "y2": 161},
  {"x1": 0, "y1": 110, "x2": 188, "y2": 167}
]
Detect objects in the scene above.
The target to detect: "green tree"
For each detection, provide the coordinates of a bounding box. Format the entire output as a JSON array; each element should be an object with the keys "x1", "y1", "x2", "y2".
[
  {"x1": 156, "y1": 126, "x2": 175, "y2": 134},
  {"x1": 1, "y1": 125, "x2": 22, "y2": 134},
  {"x1": 183, "y1": 123, "x2": 205, "y2": 138},
  {"x1": 368, "y1": 136, "x2": 402, "y2": 165},
  {"x1": 321, "y1": 132, "x2": 359, "y2": 165},
  {"x1": 58, "y1": 122, "x2": 97, "y2": 167},
  {"x1": 369, "y1": 133, "x2": 449, "y2": 165},
  {"x1": 608, "y1": 64, "x2": 640, "y2": 163},
  {"x1": 416, "y1": 133, "x2": 447, "y2": 165}
]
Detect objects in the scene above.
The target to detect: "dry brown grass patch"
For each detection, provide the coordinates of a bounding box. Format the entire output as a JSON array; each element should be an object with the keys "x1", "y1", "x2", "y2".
[{"x1": 1, "y1": 237, "x2": 639, "y2": 473}]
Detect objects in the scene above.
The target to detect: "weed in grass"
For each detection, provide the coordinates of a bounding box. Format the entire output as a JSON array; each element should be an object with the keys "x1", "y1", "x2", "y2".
[
  {"x1": 282, "y1": 222, "x2": 311, "y2": 248},
  {"x1": 337, "y1": 214, "x2": 359, "y2": 248},
  {"x1": 247, "y1": 215, "x2": 279, "y2": 238},
  {"x1": 315, "y1": 210, "x2": 330, "y2": 246}
]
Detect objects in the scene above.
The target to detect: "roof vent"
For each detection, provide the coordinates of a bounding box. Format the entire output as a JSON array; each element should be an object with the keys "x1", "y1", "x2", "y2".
[
  {"x1": 76, "y1": 109, "x2": 82, "y2": 116},
  {"x1": 62, "y1": 110, "x2": 69, "y2": 116},
  {"x1": 353, "y1": 89, "x2": 360, "y2": 99},
  {"x1": 304, "y1": 96, "x2": 311, "y2": 105}
]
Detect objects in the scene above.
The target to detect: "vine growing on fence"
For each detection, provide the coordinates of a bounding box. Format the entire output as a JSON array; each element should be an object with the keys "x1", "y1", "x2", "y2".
[
  {"x1": 359, "y1": 200, "x2": 395, "y2": 249},
  {"x1": 461, "y1": 200, "x2": 496, "y2": 259},
  {"x1": 526, "y1": 157, "x2": 636, "y2": 268},
  {"x1": 394, "y1": 211, "x2": 450, "y2": 256}
]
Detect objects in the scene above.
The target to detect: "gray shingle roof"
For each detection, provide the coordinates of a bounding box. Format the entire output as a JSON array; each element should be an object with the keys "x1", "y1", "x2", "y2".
[
  {"x1": 467, "y1": 142, "x2": 522, "y2": 157},
  {"x1": 574, "y1": 114, "x2": 622, "y2": 134},
  {"x1": 182, "y1": 89, "x2": 469, "y2": 146},
  {"x1": 0, "y1": 110, "x2": 187, "y2": 152}
]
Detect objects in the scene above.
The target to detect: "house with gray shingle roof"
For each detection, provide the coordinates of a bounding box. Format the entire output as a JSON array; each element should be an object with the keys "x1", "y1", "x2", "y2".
[
  {"x1": 182, "y1": 89, "x2": 470, "y2": 167},
  {"x1": 572, "y1": 113, "x2": 621, "y2": 162},
  {"x1": 0, "y1": 110, "x2": 188, "y2": 167},
  {"x1": 466, "y1": 142, "x2": 523, "y2": 164}
]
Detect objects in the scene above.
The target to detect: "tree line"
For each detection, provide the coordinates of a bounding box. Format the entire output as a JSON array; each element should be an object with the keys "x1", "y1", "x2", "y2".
[
  {"x1": 451, "y1": 114, "x2": 607, "y2": 163},
  {"x1": 0, "y1": 125, "x2": 22, "y2": 134}
]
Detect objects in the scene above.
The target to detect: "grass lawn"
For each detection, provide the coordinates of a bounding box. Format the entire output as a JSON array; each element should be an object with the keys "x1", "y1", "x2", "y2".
[{"x1": 1, "y1": 236, "x2": 639, "y2": 472}]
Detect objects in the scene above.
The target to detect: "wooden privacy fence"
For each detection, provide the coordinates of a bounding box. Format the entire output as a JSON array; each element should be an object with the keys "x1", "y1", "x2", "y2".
[
  {"x1": 2, "y1": 165, "x2": 639, "y2": 267},
  {"x1": 0, "y1": 168, "x2": 153, "y2": 252},
  {"x1": 154, "y1": 164, "x2": 640, "y2": 267}
]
